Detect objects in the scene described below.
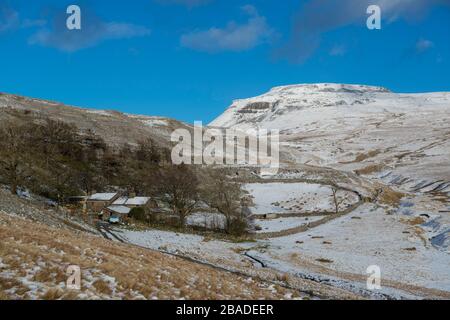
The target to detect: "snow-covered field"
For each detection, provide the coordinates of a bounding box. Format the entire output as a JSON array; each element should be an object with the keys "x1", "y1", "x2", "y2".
[
  {"x1": 114, "y1": 201, "x2": 449, "y2": 299},
  {"x1": 254, "y1": 216, "x2": 324, "y2": 233},
  {"x1": 111, "y1": 173, "x2": 449, "y2": 299},
  {"x1": 396, "y1": 195, "x2": 450, "y2": 253},
  {"x1": 254, "y1": 203, "x2": 450, "y2": 296},
  {"x1": 112, "y1": 227, "x2": 250, "y2": 269},
  {"x1": 186, "y1": 212, "x2": 226, "y2": 230},
  {"x1": 244, "y1": 182, "x2": 359, "y2": 215}
]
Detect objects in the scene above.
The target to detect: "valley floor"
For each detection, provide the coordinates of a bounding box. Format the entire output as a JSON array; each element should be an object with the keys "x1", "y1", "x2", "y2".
[
  {"x1": 107, "y1": 180, "x2": 450, "y2": 300},
  {"x1": 0, "y1": 176, "x2": 448, "y2": 300}
]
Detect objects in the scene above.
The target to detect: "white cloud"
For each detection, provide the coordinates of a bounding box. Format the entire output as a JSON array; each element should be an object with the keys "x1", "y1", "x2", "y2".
[
  {"x1": 281, "y1": 0, "x2": 450, "y2": 63},
  {"x1": 0, "y1": 4, "x2": 47, "y2": 33},
  {"x1": 0, "y1": 6, "x2": 19, "y2": 33},
  {"x1": 21, "y1": 19, "x2": 47, "y2": 29},
  {"x1": 29, "y1": 10, "x2": 150, "y2": 52},
  {"x1": 415, "y1": 38, "x2": 434, "y2": 53},
  {"x1": 241, "y1": 4, "x2": 258, "y2": 16},
  {"x1": 180, "y1": 6, "x2": 274, "y2": 53},
  {"x1": 329, "y1": 44, "x2": 347, "y2": 56}
]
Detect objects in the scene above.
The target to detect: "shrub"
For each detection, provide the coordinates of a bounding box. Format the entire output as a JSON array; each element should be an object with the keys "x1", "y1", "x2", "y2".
[
  {"x1": 227, "y1": 218, "x2": 248, "y2": 236},
  {"x1": 129, "y1": 207, "x2": 146, "y2": 222}
]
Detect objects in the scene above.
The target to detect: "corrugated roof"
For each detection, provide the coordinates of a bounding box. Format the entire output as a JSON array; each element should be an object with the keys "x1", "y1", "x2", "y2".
[
  {"x1": 107, "y1": 205, "x2": 131, "y2": 214},
  {"x1": 88, "y1": 193, "x2": 118, "y2": 201},
  {"x1": 112, "y1": 197, "x2": 128, "y2": 205},
  {"x1": 126, "y1": 197, "x2": 150, "y2": 205},
  {"x1": 112, "y1": 196, "x2": 150, "y2": 206}
]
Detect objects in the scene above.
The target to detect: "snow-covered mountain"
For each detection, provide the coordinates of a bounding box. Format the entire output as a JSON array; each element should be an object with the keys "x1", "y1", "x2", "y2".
[
  {"x1": 210, "y1": 83, "x2": 450, "y2": 191},
  {"x1": 211, "y1": 83, "x2": 393, "y2": 128}
]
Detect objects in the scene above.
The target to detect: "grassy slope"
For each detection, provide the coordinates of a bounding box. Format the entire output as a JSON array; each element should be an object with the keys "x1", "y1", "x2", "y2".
[{"x1": 0, "y1": 211, "x2": 299, "y2": 300}]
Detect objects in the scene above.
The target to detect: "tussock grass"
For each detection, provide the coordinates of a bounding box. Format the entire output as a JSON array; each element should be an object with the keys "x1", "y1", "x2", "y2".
[
  {"x1": 92, "y1": 280, "x2": 113, "y2": 296},
  {"x1": 354, "y1": 150, "x2": 381, "y2": 162},
  {"x1": 378, "y1": 187, "x2": 404, "y2": 207},
  {"x1": 355, "y1": 164, "x2": 384, "y2": 175},
  {"x1": 404, "y1": 217, "x2": 425, "y2": 226},
  {"x1": 40, "y1": 288, "x2": 64, "y2": 300},
  {"x1": 0, "y1": 212, "x2": 293, "y2": 300},
  {"x1": 315, "y1": 258, "x2": 334, "y2": 264}
]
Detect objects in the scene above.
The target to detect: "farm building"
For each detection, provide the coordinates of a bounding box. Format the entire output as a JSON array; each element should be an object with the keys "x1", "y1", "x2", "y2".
[
  {"x1": 84, "y1": 191, "x2": 159, "y2": 223},
  {"x1": 104, "y1": 205, "x2": 132, "y2": 223},
  {"x1": 86, "y1": 193, "x2": 120, "y2": 212},
  {"x1": 112, "y1": 196, "x2": 157, "y2": 208}
]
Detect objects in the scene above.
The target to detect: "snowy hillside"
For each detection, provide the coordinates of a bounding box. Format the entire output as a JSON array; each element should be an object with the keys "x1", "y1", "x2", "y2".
[
  {"x1": 210, "y1": 83, "x2": 450, "y2": 188},
  {"x1": 207, "y1": 84, "x2": 450, "y2": 286},
  {"x1": 210, "y1": 83, "x2": 447, "y2": 128}
]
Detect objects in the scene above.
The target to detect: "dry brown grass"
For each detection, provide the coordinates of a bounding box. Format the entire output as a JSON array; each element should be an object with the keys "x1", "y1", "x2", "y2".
[
  {"x1": 276, "y1": 273, "x2": 290, "y2": 283},
  {"x1": 0, "y1": 291, "x2": 10, "y2": 300},
  {"x1": 92, "y1": 280, "x2": 113, "y2": 296},
  {"x1": 412, "y1": 226, "x2": 428, "y2": 246},
  {"x1": 40, "y1": 287, "x2": 65, "y2": 300},
  {"x1": 0, "y1": 276, "x2": 23, "y2": 291},
  {"x1": 404, "y1": 217, "x2": 426, "y2": 226},
  {"x1": 340, "y1": 150, "x2": 381, "y2": 164},
  {"x1": 0, "y1": 212, "x2": 294, "y2": 300},
  {"x1": 354, "y1": 150, "x2": 381, "y2": 162},
  {"x1": 355, "y1": 164, "x2": 384, "y2": 175},
  {"x1": 378, "y1": 187, "x2": 404, "y2": 207}
]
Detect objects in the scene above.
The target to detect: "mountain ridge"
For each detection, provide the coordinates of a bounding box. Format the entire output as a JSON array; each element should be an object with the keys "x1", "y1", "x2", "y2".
[
  {"x1": 209, "y1": 83, "x2": 450, "y2": 192},
  {"x1": 0, "y1": 92, "x2": 191, "y2": 149},
  {"x1": 210, "y1": 83, "x2": 450, "y2": 128}
]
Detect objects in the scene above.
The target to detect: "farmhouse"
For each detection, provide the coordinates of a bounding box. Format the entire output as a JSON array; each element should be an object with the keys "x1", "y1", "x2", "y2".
[
  {"x1": 84, "y1": 191, "x2": 159, "y2": 223},
  {"x1": 86, "y1": 193, "x2": 120, "y2": 212}
]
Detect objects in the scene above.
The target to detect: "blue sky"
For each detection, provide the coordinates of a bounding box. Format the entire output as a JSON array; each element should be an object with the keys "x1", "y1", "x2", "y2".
[{"x1": 1, "y1": 0, "x2": 449, "y2": 123}]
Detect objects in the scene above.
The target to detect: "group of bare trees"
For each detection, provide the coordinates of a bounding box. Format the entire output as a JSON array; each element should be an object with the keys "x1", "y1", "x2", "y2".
[
  {"x1": 200, "y1": 169, "x2": 248, "y2": 235},
  {"x1": 153, "y1": 163, "x2": 200, "y2": 228},
  {"x1": 0, "y1": 118, "x2": 102, "y2": 200},
  {"x1": 0, "y1": 122, "x2": 34, "y2": 195},
  {"x1": 0, "y1": 114, "x2": 167, "y2": 202},
  {"x1": 152, "y1": 165, "x2": 250, "y2": 235}
]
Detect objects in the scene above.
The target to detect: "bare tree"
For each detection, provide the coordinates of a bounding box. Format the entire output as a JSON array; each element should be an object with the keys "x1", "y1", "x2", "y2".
[
  {"x1": 201, "y1": 168, "x2": 247, "y2": 235},
  {"x1": 331, "y1": 187, "x2": 345, "y2": 214},
  {"x1": 0, "y1": 122, "x2": 34, "y2": 195},
  {"x1": 34, "y1": 119, "x2": 80, "y2": 167},
  {"x1": 154, "y1": 164, "x2": 199, "y2": 228},
  {"x1": 136, "y1": 138, "x2": 161, "y2": 164}
]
